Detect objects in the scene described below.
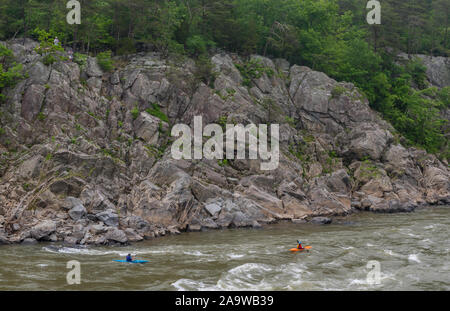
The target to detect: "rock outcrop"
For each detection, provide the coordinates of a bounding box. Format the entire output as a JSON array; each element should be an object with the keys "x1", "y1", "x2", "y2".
[{"x1": 0, "y1": 39, "x2": 448, "y2": 245}]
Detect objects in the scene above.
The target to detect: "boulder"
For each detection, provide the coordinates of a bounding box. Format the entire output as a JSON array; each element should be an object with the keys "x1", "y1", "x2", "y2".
[
  {"x1": 346, "y1": 124, "x2": 393, "y2": 161},
  {"x1": 124, "y1": 228, "x2": 144, "y2": 242},
  {"x1": 64, "y1": 236, "x2": 79, "y2": 245},
  {"x1": 204, "y1": 203, "x2": 222, "y2": 216},
  {"x1": 310, "y1": 217, "x2": 332, "y2": 225},
  {"x1": 28, "y1": 61, "x2": 50, "y2": 84},
  {"x1": 415, "y1": 55, "x2": 450, "y2": 88},
  {"x1": 133, "y1": 112, "x2": 161, "y2": 144},
  {"x1": 326, "y1": 169, "x2": 352, "y2": 194},
  {"x1": 89, "y1": 223, "x2": 108, "y2": 235},
  {"x1": 21, "y1": 238, "x2": 38, "y2": 245},
  {"x1": 96, "y1": 209, "x2": 119, "y2": 227},
  {"x1": 68, "y1": 204, "x2": 87, "y2": 221},
  {"x1": 0, "y1": 230, "x2": 10, "y2": 245},
  {"x1": 30, "y1": 220, "x2": 57, "y2": 241},
  {"x1": 85, "y1": 57, "x2": 103, "y2": 77},
  {"x1": 105, "y1": 228, "x2": 128, "y2": 244}
]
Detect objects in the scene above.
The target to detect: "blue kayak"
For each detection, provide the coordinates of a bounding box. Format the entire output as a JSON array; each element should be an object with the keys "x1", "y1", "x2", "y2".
[{"x1": 114, "y1": 260, "x2": 149, "y2": 264}]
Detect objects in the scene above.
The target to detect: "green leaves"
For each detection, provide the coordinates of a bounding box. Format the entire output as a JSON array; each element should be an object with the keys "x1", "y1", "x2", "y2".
[
  {"x1": 96, "y1": 50, "x2": 114, "y2": 72},
  {"x1": 0, "y1": 45, "x2": 24, "y2": 102},
  {"x1": 235, "y1": 59, "x2": 274, "y2": 87}
]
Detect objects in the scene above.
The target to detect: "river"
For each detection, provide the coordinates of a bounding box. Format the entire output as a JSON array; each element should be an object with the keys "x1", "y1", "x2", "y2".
[{"x1": 0, "y1": 206, "x2": 448, "y2": 291}]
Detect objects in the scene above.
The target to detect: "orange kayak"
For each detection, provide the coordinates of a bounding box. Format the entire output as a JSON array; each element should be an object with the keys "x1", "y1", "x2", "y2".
[{"x1": 290, "y1": 246, "x2": 312, "y2": 252}]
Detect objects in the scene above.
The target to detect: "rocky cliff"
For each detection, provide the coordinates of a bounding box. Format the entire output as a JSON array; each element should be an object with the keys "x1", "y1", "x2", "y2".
[{"x1": 0, "y1": 39, "x2": 449, "y2": 245}]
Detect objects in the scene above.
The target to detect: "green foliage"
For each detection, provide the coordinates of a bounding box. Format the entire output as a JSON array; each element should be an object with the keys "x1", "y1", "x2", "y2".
[
  {"x1": 96, "y1": 50, "x2": 114, "y2": 72},
  {"x1": 218, "y1": 159, "x2": 229, "y2": 167},
  {"x1": 437, "y1": 87, "x2": 450, "y2": 108},
  {"x1": 186, "y1": 35, "x2": 215, "y2": 57},
  {"x1": 114, "y1": 38, "x2": 136, "y2": 56},
  {"x1": 235, "y1": 59, "x2": 274, "y2": 87},
  {"x1": 131, "y1": 106, "x2": 140, "y2": 120},
  {"x1": 146, "y1": 103, "x2": 169, "y2": 123},
  {"x1": 285, "y1": 116, "x2": 296, "y2": 128},
  {"x1": 0, "y1": 44, "x2": 24, "y2": 102},
  {"x1": 33, "y1": 28, "x2": 64, "y2": 66},
  {"x1": 144, "y1": 144, "x2": 166, "y2": 159},
  {"x1": 42, "y1": 54, "x2": 57, "y2": 66},
  {"x1": 331, "y1": 85, "x2": 346, "y2": 99},
  {"x1": 405, "y1": 58, "x2": 428, "y2": 90},
  {"x1": 37, "y1": 112, "x2": 46, "y2": 121},
  {"x1": 194, "y1": 56, "x2": 218, "y2": 88},
  {"x1": 74, "y1": 53, "x2": 88, "y2": 67}
]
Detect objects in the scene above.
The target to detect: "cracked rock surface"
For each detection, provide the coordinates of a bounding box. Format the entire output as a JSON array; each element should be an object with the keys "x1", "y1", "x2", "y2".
[{"x1": 0, "y1": 39, "x2": 448, "y2": 245}]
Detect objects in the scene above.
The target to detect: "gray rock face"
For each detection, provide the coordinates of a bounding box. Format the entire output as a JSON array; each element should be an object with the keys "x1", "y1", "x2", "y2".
[
  {"x1": 63, "y1": 197, "x2": 84, "y2": 211},
  {"x1": 0, "y1": 230, "x2": 10, "y2": 245},
  {"x1": 416, "y1": 55, "x2": 450, "y2": 88},
  {"x1": 85, "y1": 57, "x2": 103, "y2": 78},
  {"x1": 27, "y1": 62, "x2": 50, "y2": 84},
  {"x1": 30, "y1": 220, "x2": 57, "y2": 241},
  {"x1": 21, "y1": 84, "x2": 46, "y2": 121},
  {"x1": 105, "y1": 228, "x2": 128, "y2": 244},
  {"x1": 204, "y1": 203, "x2": 222, "y2": 216},
  {"x1": 96, "y1": 210, "x2": 119, "y2": 227},
  {"x1": 0, "y1": 39, "x2": 448, "y2": 245},
  {"x1": 68, "y1": 204, "x2": 87, "y2": 221},
  {"x1": 346, "y1": 124, "x2": 393, "y2": 161},
  {"x1": 133, "y1": 112, "x2": 161, "y2": 144}
]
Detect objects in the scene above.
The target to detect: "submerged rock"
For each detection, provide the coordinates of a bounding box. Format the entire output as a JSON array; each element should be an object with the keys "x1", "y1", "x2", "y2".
[{"x1": 310, "y1": 217, "x2": 332, "y2": 225}]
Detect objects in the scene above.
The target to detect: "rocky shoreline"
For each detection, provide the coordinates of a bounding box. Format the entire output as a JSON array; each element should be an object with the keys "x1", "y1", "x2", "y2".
[{"x1": 0, "y1": 39, "x2": 449, "y2": 246}]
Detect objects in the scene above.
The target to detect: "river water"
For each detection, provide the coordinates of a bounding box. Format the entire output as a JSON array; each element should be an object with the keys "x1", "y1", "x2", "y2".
[{"x1": 0, "y1": 206, "x2": 448, "y2": 291}]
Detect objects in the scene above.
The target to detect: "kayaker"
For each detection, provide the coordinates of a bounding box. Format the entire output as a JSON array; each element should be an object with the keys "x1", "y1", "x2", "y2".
[
  {"x1": 126, "y1": 254, "x2": 133, "y2": 262},
  {"x1": 297, "y1": 240, "x2": 304, "y2": 250}
]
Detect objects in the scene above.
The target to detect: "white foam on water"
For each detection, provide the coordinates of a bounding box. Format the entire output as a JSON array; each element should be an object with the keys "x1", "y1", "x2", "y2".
[
  {"x1": 183, "y1": 250, "x2": 211, "y2": 257},
  {"x1": 348, "y1": 271, "x2": 396, "y2": 289},
  {"x1": 408, "y1": 254, "x2": 421, "y2": 263},
  {"x1": 407, "y1": 233, "x2": 421, "y2": 238},
  {"x1": 227, "y1": 253, "x2": 245, "y2": 259},
  {"x1": 172, "y1": 278, "x2": 217, "y2": 291},
  {"x1": 214, "y1": 263, "x2": 274, "y2": 290},
  {"x1": 42, "y1": 245, "x2": 181, "y2": 257},
  {"x1": 349, "y1": 278, "x2": 368, "y2": 286},
  {"x1": 227, "y1": 263, "x2": 273, "y2": 274},
  {"x1": 383, "y1": 249, "x2": 403, "y2": 258}
]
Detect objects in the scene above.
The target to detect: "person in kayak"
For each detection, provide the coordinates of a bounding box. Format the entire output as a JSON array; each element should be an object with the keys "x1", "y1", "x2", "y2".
[
  {"x1": 126, "y1": 254, "x2": 133, "y2": 262},
  {"x1": 297, "y1": 240, "x2": 304, "y2": 250}
]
